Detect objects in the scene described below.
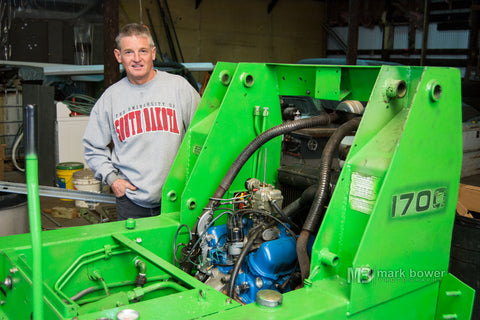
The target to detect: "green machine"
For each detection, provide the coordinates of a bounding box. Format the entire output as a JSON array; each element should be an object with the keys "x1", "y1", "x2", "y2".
[{"x1": 0, "y1": 63, "x2": 475, "y2": 319}]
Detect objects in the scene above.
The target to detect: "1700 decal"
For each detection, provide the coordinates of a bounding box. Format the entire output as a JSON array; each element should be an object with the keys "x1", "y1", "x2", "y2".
[{"x1": 391, "y1": 187, "x2": 447, "y2": 217}]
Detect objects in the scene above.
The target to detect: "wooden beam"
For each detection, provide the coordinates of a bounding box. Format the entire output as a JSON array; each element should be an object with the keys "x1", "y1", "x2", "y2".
[
  {"x1": 346, "y1": 0, "x2": 360, "y2": 65},
  {"x1": 408, "y1": 0, "x2": 416, "y2": 54},
  {"x1": 103, "y1": 0, "x2": 120, "y2": 89},
  {"x1": 381, "y1": 3, "x2": 394, "y2": 62},
  {"x1": 468, "y1": 2, "x2": 480, "y2": 67},
  {"x1": 420, "y1": 0, "x2": 430, "y2": 66}
]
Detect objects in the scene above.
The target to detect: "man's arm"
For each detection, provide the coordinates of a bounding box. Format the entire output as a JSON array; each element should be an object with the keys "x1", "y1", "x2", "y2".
[{"x1": 82, "y1": 98, "x2": 119, "y2": 186}]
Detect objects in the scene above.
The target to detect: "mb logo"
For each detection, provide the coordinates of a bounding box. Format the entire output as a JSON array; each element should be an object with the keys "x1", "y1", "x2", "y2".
[{"x1": 347, "y1": 267, "x2": 374, "y2": 284}]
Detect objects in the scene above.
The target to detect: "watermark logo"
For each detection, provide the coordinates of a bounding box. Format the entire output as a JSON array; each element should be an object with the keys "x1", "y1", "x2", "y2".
[{"x1": 347, "y1": 267, "x2": 446, "y2": 284}]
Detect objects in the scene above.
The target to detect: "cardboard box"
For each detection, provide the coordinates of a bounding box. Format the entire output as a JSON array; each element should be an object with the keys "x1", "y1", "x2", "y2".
[
  {"x1": 462, "y1": 124, "x2": 480, "y2": 178},
  {"x1": 457, "y1": 183, "x2": 480, "y2": 218}
]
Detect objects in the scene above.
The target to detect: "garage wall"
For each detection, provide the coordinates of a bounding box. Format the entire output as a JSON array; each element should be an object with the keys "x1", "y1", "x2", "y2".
[{"x1": 119, "y1": 0, "x2": 326, "y2": 64}]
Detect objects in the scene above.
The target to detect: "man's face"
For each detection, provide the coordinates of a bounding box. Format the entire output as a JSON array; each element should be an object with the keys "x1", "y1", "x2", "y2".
[{"x1": 114, "y1": 35, "x2": 156, "y2": 85}]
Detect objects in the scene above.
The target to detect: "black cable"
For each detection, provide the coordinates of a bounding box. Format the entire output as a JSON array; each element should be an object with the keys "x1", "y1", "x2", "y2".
[
  {"x1": 239, "y1": 208, "x2": 297, "y2": 241},
  {"x1": 279, "y1": 261, "x2": 299, "y2": 291},
  {"x1": 227, "y1": 227, "x2": 263, "y2": 298},
  {"x1": 173, "y1": 224, "x2": 192, "y2": 265},
  {"x1": 184, "y1": 210, "x2": 232, "y2": 267},
  {"x1": 270, "y1": 199, "x2": 300, "y2": 231}
]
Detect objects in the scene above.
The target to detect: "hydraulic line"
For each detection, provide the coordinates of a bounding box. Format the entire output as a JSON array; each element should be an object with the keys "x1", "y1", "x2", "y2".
[
  {"x1": 71, "y1": 275, "x2": 171, "y2": 302},
  {"x1": 198, "y1": 113, "x2": 338, "y2": 229},
  {"x1": 24, "y1": 104, "x2": 44, "y2": 320},
  {"x1": 76, "y1": 280, "x2": 188, "y2": 306},
  {"x1": 89, "y1": 271, "x2": 110, "y2": 297},
  {"x1": 135, "y1": 259, "x2": 147, "y2": 287},
  {"x1": 297, "y1": 117, "x2": 361, "y2": 282},
  {"x1": 127, "y1": 280, "x2": 187, "y2": 299},
  {"x1": 55, "y1": 245, "x2": 131, "y2": 304},
  {"x1": 227, "y1": 227, "x2": 264, "y2": 299},
  {"x1": 282, "y1": 184, "x2": 318, "y2": 218}
]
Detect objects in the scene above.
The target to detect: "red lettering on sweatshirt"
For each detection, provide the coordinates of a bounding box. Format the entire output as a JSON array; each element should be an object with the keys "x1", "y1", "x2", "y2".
[
  {"x1": 155, "y1": 107, "x2": 163, "y2": 131},
  {"x1": 128, "y1": 112, "x2": 136, "y2": 135},
  {"x1": 143, "y1": 108, "x2": 151, "y2": 132},
  {"x1": 171, "y1": 109, "x2": 179, "y2": 133},
  {"x1": 114, "y1": 106, "x2": 180, "y2": 142},
  {"x1": 150, "y1": 108, "x2": 157, "y2": 131},
  {"x1": 161, "y1": 108, "x2": 168, "y2": 131},
  {"x1": 115, "y1": 119, "x2": 124, "y2": 142},
  {"x1": 123, "y1": 114, "x2": 130, "y2": 138},
  {"x1": 135, "y1": 110, "x2": 143, "y2": 134},
  {"x1": 119, "y1": 117, "x2": 126, "y2": 141}
]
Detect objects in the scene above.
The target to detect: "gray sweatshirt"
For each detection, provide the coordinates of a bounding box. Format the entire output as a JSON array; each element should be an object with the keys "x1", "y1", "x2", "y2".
[{"x1": 82, "y1": 71, "x2": 200, "y2": 208}]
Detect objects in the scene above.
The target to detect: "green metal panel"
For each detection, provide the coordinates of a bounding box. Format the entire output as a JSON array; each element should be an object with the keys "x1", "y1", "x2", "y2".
[
  {"x1": 200, "y1": 278, "x2": 349, "y2": 320},
  {"x1": 0, "y1": 63, "x2": 473, "y2": 319},
  {"x1": 435, "y1": 273, "x2": 475, "y2": 320},
  {"x1": 315, "y1": 67, "x2": 343, "y2": 100},
  {"x1": 348, "y1": 282, "x2": 439, "y2": 319},
  {"x1": 161, "y1": 62, "x2": 237, "y2": 215},
  {"x1": 309, "y1": 66, "x2": 466, "y2": 315},
  {"x1": 163, "y1": 62, "x2": 283, "y2": 229},
  {"x1": 272, "y1": 64, "x2": 379, "y2": 101}
]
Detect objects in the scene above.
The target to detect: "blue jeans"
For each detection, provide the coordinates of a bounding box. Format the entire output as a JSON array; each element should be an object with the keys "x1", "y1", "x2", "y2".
[{"x1": 115, "y1": 195, "x2": 161, "y2": 221}]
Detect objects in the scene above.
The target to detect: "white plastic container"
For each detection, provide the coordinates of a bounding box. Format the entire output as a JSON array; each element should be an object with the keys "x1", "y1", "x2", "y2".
[
  {"x1": 73, "y1": 169, "x2": 101, "y2": 209},
  {"x1": 0, "y1": 192, "x2": 28, "y2": 236}
]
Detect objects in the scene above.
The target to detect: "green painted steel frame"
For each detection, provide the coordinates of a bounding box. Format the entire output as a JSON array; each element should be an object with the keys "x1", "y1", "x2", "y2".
[{"x1": 0, "y1": 63, "x2": 474, "y2": 319}]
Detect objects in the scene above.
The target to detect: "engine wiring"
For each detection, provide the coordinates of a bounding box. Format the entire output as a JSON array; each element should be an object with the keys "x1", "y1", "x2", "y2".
[
  {"x1": 236, "y1": 208, "x2": 298, "y2": 241},
  {"x1": 172, "y1": 224, "x2": 192, "y2": 265},
  {"x1": 176, "y1": 205, "x2": 297, "y2": 271},
  {"x1": 173, "y1": 193, "x2": 252, "y2": 268},
  {"x1": 175, "y1": 209, "x2": 232, "y2": 268}
]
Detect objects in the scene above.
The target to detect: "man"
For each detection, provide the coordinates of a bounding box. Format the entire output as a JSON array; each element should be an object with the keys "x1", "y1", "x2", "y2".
[{"x1": 82, "y1": 23, "x2": 200, "y2": 220}]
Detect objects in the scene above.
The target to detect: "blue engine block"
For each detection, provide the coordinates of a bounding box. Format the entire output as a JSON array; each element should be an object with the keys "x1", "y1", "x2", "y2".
[{"x1": 206, "y1": 223, "x2": 297, "y2": 304}]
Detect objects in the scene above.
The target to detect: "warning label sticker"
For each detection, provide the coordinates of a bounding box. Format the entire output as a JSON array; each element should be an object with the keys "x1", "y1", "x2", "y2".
[{"x1": 349, "y1": 172, "x2": 380, "y2": 214}]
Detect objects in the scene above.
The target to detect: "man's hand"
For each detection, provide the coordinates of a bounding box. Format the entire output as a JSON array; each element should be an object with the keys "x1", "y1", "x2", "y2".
[{"x1": 111, "y1": 179, "x2": 138, "y2": 197}]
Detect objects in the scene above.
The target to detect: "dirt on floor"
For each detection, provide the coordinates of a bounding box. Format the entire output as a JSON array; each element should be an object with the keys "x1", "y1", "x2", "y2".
[{"x1": 2, "y1": 167, "x2": 117, "y2": 232}]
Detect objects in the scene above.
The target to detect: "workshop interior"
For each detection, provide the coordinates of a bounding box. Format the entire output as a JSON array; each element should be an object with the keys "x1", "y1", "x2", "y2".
[{"x1": 0, "y1": 0, "x2": 480, "y2": 319}]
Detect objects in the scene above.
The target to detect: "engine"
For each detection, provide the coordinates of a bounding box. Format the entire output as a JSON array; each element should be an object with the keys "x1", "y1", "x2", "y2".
[{"x1": 180, "y1": 178, "x2": 304, "y2": 304}]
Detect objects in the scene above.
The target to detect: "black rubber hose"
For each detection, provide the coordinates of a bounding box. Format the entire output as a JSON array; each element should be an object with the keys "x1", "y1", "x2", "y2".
[
  {"x1": 270, "y1": 199, "x2": 300, "y2": 231},
  {"x1": 297, "y1": 117, "x2": 361, "y2": 282},
  {"x1": 227, "y1": 227, "x2": 264, "y2": 299},
  {"x1": 296, "y1": 230, "x2": 311, "y2": 284},
  {"x1": 204, "y1": 113, "x2": 338, "y2": 213},
  {"x1": 282, "y1": 184, "x2": 318, "y2": 218},
  {"x1": 303, "y1": 117, "x2": 361, "y2": 232}
]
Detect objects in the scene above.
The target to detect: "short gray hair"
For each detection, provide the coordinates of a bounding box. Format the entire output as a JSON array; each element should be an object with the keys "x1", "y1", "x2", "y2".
[{"x1": 115, "y1": 23, "x2": 155, "y2": 49}]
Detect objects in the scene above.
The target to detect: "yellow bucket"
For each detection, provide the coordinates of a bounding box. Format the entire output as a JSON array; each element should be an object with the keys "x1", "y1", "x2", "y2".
[{"x1": 56, "y1": 162, "x2": 84, "y2": 201}]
